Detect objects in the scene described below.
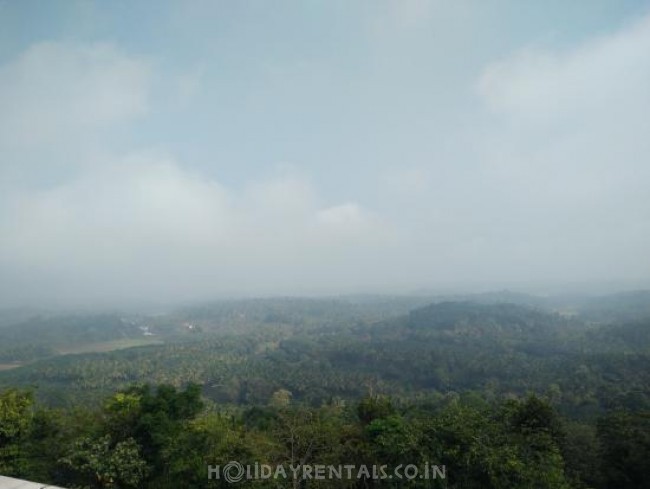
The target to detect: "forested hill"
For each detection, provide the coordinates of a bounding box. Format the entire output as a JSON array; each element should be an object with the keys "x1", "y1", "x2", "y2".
[
  {"x1": 573, "y1": 290, "x2": 650, "y2": 323},
  {"x1": 1, "y1": 296, "x2": 649, "y2": 419},
  {"x1": 359, "y1": 302, "x2": 583, "y2": 358},
  {"x1": 406, "y1": 301, "x2": 565, "y2": 332}
]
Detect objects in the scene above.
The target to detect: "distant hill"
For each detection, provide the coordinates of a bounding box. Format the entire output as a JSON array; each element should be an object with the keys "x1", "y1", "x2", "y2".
[
  {"x1": 427, "y1": 290, "x2": 547, "y2": 308},
  {"x1": 407, "y1": 301, "x2": 562, "y2": 333},
  {"x1": 574, "y1": 290, "x2": 650, "y2": 323},
  {"x1": 410, "y1": 289, "x2": 650, "y2": 324},
  {"x1": 0, "y1": 307, "x2": 44, "y2": 328},
  {"x1": 363, "y1": 301, "x2": 578, "y2": 346}
]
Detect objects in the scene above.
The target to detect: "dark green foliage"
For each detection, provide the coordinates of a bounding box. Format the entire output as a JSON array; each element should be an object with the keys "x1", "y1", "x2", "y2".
[
  {"x1": 357, "y1": 396, "x2": 396, "y2": 424},
  {"x1": 597, "y1": 411, "x2": 650, "y2": 489},
  {"x1": 2, "y1": 384, "x2": 649, "y2": 488},
  {"x1": 58, "y1": 435, "x2": 148, "y2": 489},
  {"x1": 0, "y1": 388, "x2": 34, "y2": 476},
  {"x1": 0, "y1": 296, "x2": 649, "y2": 487},
  {"x1": 103, "y1": 383, "x2": 204, "y2": 471}
]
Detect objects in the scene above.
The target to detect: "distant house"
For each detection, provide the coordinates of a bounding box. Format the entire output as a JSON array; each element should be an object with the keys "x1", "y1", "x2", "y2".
[{"x1": 139, "y1": 325, "x2": 155, "y2": 336}]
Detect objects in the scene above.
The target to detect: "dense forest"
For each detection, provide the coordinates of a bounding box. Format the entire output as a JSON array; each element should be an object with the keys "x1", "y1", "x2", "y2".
[{"x1": 1, "y1": 292, "x2": 650, "y2": 487}]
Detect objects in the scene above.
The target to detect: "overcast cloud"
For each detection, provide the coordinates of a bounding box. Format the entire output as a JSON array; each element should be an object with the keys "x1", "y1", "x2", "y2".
[{"x1": 1, "y1": 1, "x2": 649, "y2": 307}]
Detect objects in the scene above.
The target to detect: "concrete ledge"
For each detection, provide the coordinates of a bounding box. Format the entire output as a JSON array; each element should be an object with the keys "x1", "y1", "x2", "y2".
[{"x1": 0, "y1": 475, "x2": 66, "y2": 489}]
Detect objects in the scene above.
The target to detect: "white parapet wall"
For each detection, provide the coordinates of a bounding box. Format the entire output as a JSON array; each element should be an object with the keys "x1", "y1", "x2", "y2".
[{"x1": 0, "y1": 475, "x2": 67, "y2": 489}]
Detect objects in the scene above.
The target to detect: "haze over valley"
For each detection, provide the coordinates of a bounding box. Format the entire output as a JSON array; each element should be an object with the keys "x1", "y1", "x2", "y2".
[{"x1": 1, "y1": 2, "x2": 650, "y2": 488}]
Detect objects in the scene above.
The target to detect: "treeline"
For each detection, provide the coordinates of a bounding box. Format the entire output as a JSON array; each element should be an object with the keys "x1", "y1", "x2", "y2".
[
  {"x1": 2, "y1": 303, "x2": 649, "y2": 418},
  {"x1": 2, "y1": 383, "x2": 648, "y2": 488}
]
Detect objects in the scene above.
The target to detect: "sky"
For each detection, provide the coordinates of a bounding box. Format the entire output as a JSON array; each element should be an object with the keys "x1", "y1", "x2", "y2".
[{"x1": 1, "y1": 0, "x2": 650, "y2": 307}]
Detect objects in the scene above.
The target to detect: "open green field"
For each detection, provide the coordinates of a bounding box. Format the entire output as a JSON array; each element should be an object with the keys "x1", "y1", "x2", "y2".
[
  {"x1": 0, "y1": 363, "x2": 22, "y2": 371},
  {"x1": 0, "y1": 338, "x2": 164, "y2": 372},
  {"x1": 56, "y1": 337, "x2": 164, "y2": 355}
]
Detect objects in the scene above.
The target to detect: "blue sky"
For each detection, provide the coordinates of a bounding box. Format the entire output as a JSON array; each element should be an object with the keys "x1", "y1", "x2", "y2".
[{"x1": 1, "y1": 1, "x2": 649, "y2": 306}]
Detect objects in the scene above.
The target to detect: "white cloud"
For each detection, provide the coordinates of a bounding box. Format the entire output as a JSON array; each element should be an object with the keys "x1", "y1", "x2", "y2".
[
  {"x1": 469, "y1": 13, "x2": 650, "y2": 282},
  {"x1": 478, "y1": 15, "x2": 650, "y2": 125},
  {"x1": 476, "y1": 13, "x2": 650, "y2": 195},
  {"x1": 315, "y1": 203, "x2": 388, "y2": 246},
  {"x1": 243, "y1": 176, "x2": 316, "y2": 219},
  {"x1": 2, "y1": 9, "x2": 650, "y2": 306},
  {"x1": 317, "y1": 203, "x2": 365, "y2": 226},
  {"x1": 0, "y1": 152, "x2": 394, "y2": 305},
  {"x1": 1, "y1": 152, "x2": 230, "y2": 268},
  {"x1": 0, "y1": 41, "x2": 150, "y2": 148}
]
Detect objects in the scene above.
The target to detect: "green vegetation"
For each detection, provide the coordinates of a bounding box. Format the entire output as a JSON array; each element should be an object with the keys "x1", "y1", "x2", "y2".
[
  {"x1": 1, "y1": 385, "x2": 648, "y2": 488},
  {"x1": 0, "y1": 293, "x2": 649, "y2": 487}
]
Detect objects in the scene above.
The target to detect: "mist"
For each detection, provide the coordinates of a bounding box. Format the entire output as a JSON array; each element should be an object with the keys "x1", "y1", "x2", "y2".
[{"x1": 1, "y1": 1, "x2": 649, "y2": 308}]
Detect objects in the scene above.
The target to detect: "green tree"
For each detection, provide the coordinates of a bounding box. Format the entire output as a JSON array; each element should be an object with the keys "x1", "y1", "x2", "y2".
[
  {"x1": 597, "y1": 411, "x2": 650, "y2": 489},
  {"x1": 59, "y1": 434, "x2": 148, "y2": 489},
  {"x1": 0, "y1": 388, "x2": 33, "y2": 476}
]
